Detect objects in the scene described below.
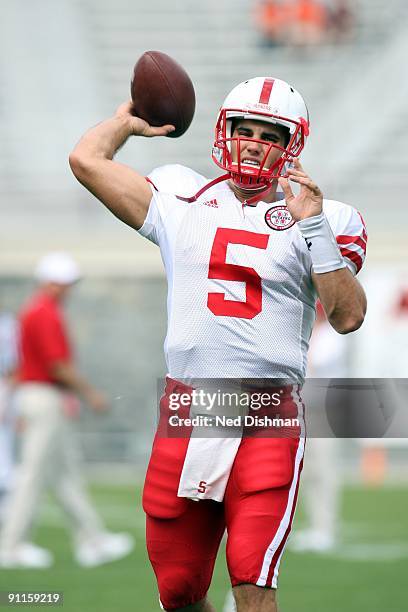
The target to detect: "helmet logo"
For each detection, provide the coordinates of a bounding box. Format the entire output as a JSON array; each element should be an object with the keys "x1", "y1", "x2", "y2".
[
  {"x1": 265, "y1": 205, "x2": 295, "y2": 231},
  {"x1": 259, "y1": 78, "x2": 275, "y2": 104}
]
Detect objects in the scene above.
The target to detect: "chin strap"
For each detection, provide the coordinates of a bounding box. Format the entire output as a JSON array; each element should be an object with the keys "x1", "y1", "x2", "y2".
[
  {"x1": 174, "y1": 174, "x2": 231, "y2": 203},
  {"x1": 146, "y1": 173, "x2": 274, "y2": 206}
]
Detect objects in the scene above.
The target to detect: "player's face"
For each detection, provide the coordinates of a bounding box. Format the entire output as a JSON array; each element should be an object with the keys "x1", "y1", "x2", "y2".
[{"x1": 231, "y1": 119, "x2": 288, "y2": 171}]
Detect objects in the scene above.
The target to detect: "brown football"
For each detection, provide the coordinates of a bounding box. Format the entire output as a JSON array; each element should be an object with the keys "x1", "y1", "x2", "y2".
[{"x1": 130, "y1": 51, "x2": 196, "y2": 138}]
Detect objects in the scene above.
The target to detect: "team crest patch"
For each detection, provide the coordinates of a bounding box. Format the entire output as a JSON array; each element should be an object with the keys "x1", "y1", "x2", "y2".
[{"x1": 265, "y1": 205, "x2": 295, "y2": 231}]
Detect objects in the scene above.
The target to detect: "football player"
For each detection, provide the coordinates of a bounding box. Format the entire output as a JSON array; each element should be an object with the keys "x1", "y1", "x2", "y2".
[{"x1": 70, "y1": 77, "x2": 367, "y2": 612}]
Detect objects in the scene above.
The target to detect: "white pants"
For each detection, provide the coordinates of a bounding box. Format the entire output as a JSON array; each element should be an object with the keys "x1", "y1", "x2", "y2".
[
  {"x1": 0, "y1": 379, "x2": 15, "y2": 492},
  {"x1": 0, "y1": 384, "x2": 104, "y2": 551},
  {"x1": 300, "y1": 437, "x2": 340, "y2": 538}
]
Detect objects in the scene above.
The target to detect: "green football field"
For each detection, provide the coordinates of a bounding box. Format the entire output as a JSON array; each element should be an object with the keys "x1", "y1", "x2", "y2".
[{"x1": 1, "y1": 483, "x2": 407, "y2": 611}]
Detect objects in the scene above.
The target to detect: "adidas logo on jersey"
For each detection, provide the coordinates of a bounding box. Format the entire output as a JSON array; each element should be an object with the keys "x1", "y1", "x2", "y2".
[{"x1": 202, "y1": 198, "x2": 218, "y2": 208}]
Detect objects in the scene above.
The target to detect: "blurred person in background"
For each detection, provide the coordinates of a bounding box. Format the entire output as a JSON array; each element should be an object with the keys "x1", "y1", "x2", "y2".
[
  {"x1": 0, "y1": 307, "x2": 18, "y2": 522},
  {"x1": 253, "y1": 0, "x2": 291, "y2": 47},
  {"x1": 0, "y1": 252, "x2": 134, "y2": 569},
  {"x1": 289, "y1": 301, "x2": 347, "y2": 553},
  {"x1": 254, "y1": 0, "x2": 328, "y2": 48},
  {"x1": 360, "y1": 284, "x2": 408, "y2": 486},
  {"x1": 324, "y1": 0, "x2": 355, "y2": 44},
  {"x1": 288, "y1": 0, "x2": 327, "y2": 47}
]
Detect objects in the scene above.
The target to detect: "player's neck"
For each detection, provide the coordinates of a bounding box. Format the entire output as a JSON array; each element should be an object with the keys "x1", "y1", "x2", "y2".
[{"x1": 228, "y1": 179, "x2": 279, "y2": 205}]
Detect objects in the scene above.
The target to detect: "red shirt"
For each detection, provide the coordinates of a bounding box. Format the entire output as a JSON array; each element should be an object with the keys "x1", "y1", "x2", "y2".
[{"x1": 19, "y1": 291, "x2": 72, "y2": 383}]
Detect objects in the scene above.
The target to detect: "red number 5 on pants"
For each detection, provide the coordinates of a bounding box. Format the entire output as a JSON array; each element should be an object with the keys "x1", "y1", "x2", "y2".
[{"x1": 207, "y1": 228, "x2": 269, "y2": 319}]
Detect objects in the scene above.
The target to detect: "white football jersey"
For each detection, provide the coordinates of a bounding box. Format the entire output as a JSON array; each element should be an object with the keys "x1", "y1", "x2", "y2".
[{"x1": 139, "y1": 165, "x2": 366, "y2": 382}]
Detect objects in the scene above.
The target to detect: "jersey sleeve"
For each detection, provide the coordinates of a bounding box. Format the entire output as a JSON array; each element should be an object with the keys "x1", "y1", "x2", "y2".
[
  {"x1": 324, "y1": 200, "x2": 367, "y2": 275},
  {"x1": 147, "y1": 164, "x2": 207, "y2": 195},
  {"x1": 137, "y1": 164, "x2": 207, "y2": 246},
  {"x1": 137, "y1": 185, "x2": 173, "y2": 246}
]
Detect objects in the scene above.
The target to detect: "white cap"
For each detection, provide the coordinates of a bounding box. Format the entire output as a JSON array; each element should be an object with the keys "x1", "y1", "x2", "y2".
[{"x1": 34, "y1": 252, "x2": 81, "y2": 285}]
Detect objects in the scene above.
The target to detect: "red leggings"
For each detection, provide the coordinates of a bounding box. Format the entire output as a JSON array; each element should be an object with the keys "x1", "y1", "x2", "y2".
[{"x1": 143, "y1": 379, "x2": 304, "y2": 610}]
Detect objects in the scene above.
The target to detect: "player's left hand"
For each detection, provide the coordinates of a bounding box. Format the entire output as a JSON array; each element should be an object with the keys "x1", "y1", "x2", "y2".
[{"x1": 278, "y1": 158, "x2": 323, "y2": 221}]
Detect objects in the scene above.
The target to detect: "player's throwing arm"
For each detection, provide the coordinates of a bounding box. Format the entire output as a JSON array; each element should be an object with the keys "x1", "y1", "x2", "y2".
[
  {"x1": 69, "y1": 101, "x2": 173, "y2": 231},
  {"x1": 69, "y1": 51, "x2": 196, "y2": 230}
]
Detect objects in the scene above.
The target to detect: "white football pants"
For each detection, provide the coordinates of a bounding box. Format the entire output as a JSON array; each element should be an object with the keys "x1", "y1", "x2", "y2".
[
  {"x1": 0, "y1": 379, "x2": 15, "y2": 494},
  {"x1": 301, "y1": 437, "x2": 340, "y2": 538}
]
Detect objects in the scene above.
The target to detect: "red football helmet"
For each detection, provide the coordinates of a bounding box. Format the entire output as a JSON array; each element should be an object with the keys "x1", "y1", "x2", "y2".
[{"x1": 212, "y1": 77, "x2": 310, "y2": 191}]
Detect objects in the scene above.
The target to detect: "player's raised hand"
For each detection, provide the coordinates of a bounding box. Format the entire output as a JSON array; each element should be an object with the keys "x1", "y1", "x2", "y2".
[
  {"x1": 278, "y1": 158, "x2": 323, "y2": 221},
  {"x1": 115, "y1": 101, "x2": 176, "y2": 138}
]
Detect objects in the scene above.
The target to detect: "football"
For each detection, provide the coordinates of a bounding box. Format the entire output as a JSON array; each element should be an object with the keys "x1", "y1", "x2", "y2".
[{"x1": 130, "y1": 51, "x2": 196, "y2": 138}]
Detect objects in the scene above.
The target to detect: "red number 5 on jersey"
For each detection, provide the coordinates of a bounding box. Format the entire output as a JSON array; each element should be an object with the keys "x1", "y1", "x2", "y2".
[{"x1": 207, "y1": 228, "x2": 269, "y2": 319}]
